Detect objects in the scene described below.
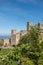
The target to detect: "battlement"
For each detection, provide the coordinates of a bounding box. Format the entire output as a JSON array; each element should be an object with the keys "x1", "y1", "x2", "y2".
[{"x1": 0, "y1": 22, "x2": 43, "y2": 48}]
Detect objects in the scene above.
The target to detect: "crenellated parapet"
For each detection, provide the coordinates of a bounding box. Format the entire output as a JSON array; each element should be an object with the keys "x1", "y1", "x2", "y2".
[{"x1": 0, "y1": 22, "x2": 43, "y2": 47}]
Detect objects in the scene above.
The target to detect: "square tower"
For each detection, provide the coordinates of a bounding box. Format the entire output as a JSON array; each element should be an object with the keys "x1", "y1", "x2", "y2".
[
  {"x1": 11, "y1": 33, "x2": 20, "y2": 46},
  {"x1": 11, "y1": 29, "x2": 16, "y2": 35},
  {"x1": 27, "y1": 22, "x2": 32, "y2": 31}
]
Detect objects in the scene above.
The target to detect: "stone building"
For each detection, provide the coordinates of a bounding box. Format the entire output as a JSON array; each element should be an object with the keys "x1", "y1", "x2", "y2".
[
  {"x1": 11, "y1": 30, "x2": 27, "y2": 46},
  {"x1": 20, "y1": 30, "x2": 27, "y2": 37},
  {"x1": 38, "y1": 23, "x2": 43, "y2": 42},
  {"x1": 0, "y1": 22, "x2": 33, "y2": 47},
  {"x1": 1, "y1": 22, "x2": 43, "y2": 47},
  {"x1": 11, "y1": 29, "x2": 20, "y2": 46},
  {"x1": 0, "y1": 38, "x2": 10, "y2": 47},
  {"x1": 15, "y1": 33, "x2": 20, "y2": 45},
  {"x1": 3, "y1": 38, "x2": 9, "y2": 47},
  {"x1": 27, "y1": 22, "x2": 32, "y2": 31},
  {"x1": 11, "y1": 29, "x2": 16, "y2": 35},
  {"x1": 0, "y1": 39, "x2": 4, "y2": 46},
  {"x1": 11, "y1": 22, "x2": 32, "y2": 46},
  {"x1": 11, "y1": 29, "x2": 16, "y2": 46},
  {"x1": 38, "y1": 23, "x2": 43, "y2": 33},
  {"x1": 0, "y1": 39, "x2": 4, "y2": 44}
]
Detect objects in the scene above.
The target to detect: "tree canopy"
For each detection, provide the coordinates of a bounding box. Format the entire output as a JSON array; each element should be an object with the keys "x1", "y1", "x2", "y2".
[{"x1": 0, "y1": 26, "x2": 43, "y2": 65}]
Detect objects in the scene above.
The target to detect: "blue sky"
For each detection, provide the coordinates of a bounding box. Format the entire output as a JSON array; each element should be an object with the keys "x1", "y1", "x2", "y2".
[{"x1": 0, "y1": 0, "x2": 43, "y2": 35}]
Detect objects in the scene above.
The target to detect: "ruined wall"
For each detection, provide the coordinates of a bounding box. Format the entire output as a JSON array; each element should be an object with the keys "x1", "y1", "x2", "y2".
[
  {"x1": 11, "y1": 22, "x2": 32, "y2": 46},
  {"x1": 11, "y1": 29, "x2": 16, "y2": 35},
  {"x1": 11, "y1": 29, "x2": 16, "y2": 46},
  {"x1": 38, "y1": 23, "x2": 43, "y2": 33},
  {"x1": 16, "y1": 33, "x2": 20, "y2": 45},
  {"x1": 3, "y1": 38, "x2": 9, "y2": 46},
  {"x1": 0, "y1": 39, "x2": 4, "y2": 44},
  {"x1": 11, "y1": 33, "x2": 20, "y2": 46},
  {"x1": 27, "y1": 22, "x2": 32, "y2": 31},
  {"x1": 20, "y1": 30, "x2": 27, "y2": 37},
  {"x1": 11, "y1": 34, "x2": 16, "y2": 46}
]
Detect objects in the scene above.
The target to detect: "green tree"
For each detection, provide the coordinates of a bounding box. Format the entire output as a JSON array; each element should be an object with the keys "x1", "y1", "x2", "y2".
[
  {"x1": 0, "y1": 25, "x2": 43, "y2": 65},
  {"x1": 38, "y1": 52, "x2": 43, "y2": 65}
]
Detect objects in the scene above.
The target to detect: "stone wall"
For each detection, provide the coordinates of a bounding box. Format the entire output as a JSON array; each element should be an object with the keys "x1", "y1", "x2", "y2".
[
  {"x1": 20, "y1": 30, "x2": 27, "y2": 37},
  {"x1": 11, "y1": 32, "x2": 20, "y2": 46},
  {"x1": 0, "y1": 39, "x2": 4, "y2": 46},
  {"x1": 27, "y1": 22, "x2": 32, "y2": 31},
  {"x1": 3, "y1": 38, "x2": 9, "y2": 47}
]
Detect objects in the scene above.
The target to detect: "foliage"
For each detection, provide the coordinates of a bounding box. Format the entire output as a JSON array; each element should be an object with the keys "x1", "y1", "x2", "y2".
[{"x1": 0, "y1": 26, "x2": 43, "y2": 65}]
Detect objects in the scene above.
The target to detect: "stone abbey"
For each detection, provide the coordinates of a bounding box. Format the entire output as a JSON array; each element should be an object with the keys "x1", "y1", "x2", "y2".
[{"x1": 0, "y1": 22, "x2": 43, "y2": 48}]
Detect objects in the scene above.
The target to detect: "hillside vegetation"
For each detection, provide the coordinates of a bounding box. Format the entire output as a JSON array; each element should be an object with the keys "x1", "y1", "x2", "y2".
[{"x1": 0, "y1": 26, "x2": 43, "y2": 65}]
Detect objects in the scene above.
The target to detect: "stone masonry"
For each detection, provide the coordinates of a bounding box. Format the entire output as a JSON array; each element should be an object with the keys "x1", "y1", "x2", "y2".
[{"x1": 0, "y1": 22, "x2": 43, "y2": 47}]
